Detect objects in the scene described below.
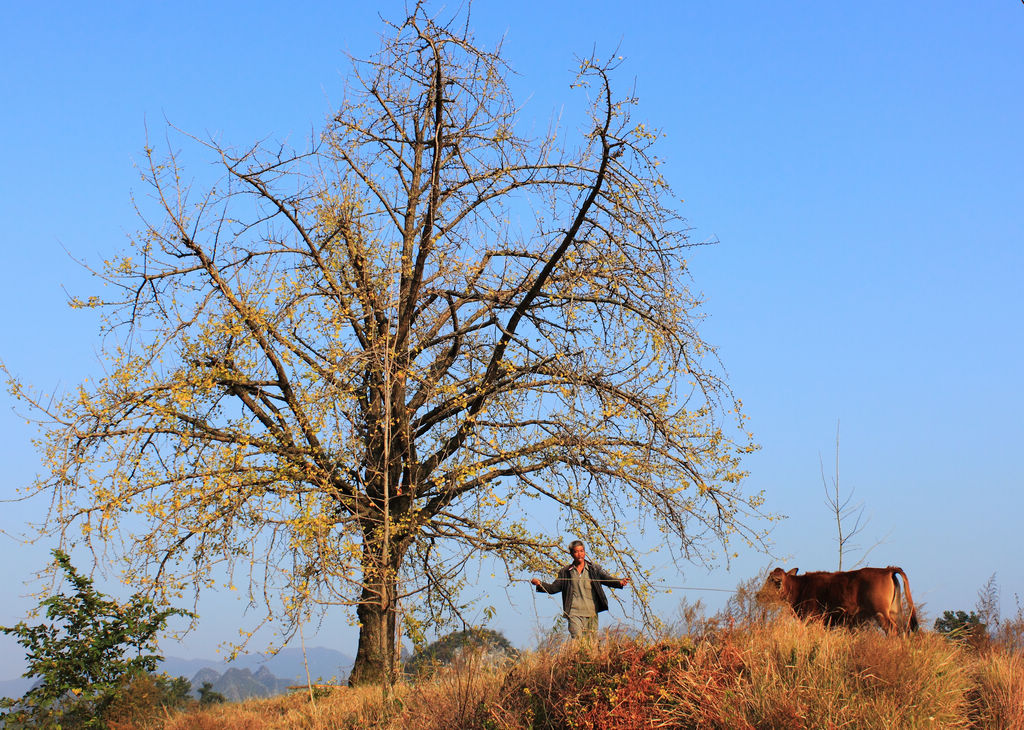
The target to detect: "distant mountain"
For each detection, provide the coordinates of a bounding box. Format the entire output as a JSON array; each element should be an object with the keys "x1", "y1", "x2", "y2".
[
  {"x1": 157, "y1": 656, "x2": 219, "y2": 679},
  {"x1": 189, "y1": 667, "x2": 220, "y2": 695},
  {"x1": 236, "y1": 647, "x2": 354, "y2": 684},
  {"x1": 159, "y1": 646, "x2": 353, "y2": 686},
  {"x1": 0, "y1": 647, "x2": 354, "y2": 704},
  {"x1": 253, "y1": 666, "x2": 291, "y2": 693},
  {"x1": 0, "y1": 665, "x2": 285, "y2": 707},
  {"x1": 195, "y1": 666, "x2": 291, "y2": 702},
  {"x1": 0, "y1": 676, "x2": 34, "y2": 701}
]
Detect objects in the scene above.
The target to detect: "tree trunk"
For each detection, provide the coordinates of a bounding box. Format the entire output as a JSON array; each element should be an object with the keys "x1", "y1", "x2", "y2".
[{"x1": 348, "y1": 538, "x2": 400, "y2": 686}]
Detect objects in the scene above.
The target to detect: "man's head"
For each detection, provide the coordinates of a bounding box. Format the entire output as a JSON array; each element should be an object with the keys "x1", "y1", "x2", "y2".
[{"x1": 568, "y1": 540, "x2": 586, "y2": 565}]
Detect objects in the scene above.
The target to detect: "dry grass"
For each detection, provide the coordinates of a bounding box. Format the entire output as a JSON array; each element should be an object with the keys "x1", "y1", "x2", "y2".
[
  {"x1": 152, "y1": 649, "x2": 507, "y2": 730},
  {"x1": 966, "y1": 651, "x2": 1024, "y2": 729},
  {"x1": 126, "y1": 617, "x2": 1024, "y2": 729},
  {"x1": 727, "y1": 616, "x2": 973, "y2": 728}
]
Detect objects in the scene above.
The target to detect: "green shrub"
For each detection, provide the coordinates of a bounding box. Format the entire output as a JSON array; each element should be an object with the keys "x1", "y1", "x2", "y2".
[
  {"x1": 0, "y1": 549, "x2": 191, "y2": 728},
  {"x1": 198, "y1": 681, "x2": 226, "y2": 706}
]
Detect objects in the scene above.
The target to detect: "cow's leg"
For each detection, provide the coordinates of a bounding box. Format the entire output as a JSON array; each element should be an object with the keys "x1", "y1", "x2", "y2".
[
  {"x1": 876, "y1": 612, "x2": 896, "y2": 635},
  {"x1": 890, "y1": 574, "x2": 904, "y2": 633}
]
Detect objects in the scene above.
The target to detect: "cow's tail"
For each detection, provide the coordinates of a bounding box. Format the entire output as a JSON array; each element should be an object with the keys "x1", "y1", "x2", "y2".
[{"x1": 890, "y1": 566, "x2": 919, "y2": 632}]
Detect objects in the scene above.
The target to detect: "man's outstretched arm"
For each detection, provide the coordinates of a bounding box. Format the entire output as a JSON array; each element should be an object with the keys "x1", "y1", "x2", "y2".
[
  {"x1": 591, "y1": 564, "x2": 630, "y2": 589},
  {"x1": 531, "y1": 575, "x2": 563, "y2": 594}
]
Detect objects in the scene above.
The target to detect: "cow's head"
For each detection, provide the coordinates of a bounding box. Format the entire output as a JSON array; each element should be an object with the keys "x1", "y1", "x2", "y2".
[{"x1": 759, "y1": 567, "x2": 799, "y2": 602}]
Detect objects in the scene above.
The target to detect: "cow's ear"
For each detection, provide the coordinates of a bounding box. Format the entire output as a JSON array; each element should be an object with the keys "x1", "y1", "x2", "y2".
[{"x1": 787, "y1": 568, "x2": 798, "y2": 576}]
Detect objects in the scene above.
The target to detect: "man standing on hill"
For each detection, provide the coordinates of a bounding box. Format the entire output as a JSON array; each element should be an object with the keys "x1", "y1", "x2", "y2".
[{"x1": 531, "y1": 540, "x2": 630, "y2": 640}]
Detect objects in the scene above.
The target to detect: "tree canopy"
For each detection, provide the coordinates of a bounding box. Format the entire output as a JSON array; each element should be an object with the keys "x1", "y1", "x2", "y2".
[{"x1": 5, "y1": 5, "x2": 764, "y2": 684}]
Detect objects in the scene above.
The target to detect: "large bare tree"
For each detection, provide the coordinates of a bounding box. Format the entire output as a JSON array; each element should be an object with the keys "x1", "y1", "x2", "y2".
[{"x1": 5, "y1": 7, "x2": 764, "y2": 684}]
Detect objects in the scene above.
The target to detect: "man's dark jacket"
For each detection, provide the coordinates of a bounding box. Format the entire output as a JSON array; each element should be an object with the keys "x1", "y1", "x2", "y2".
[{"x1": 535, "y1": 561, "x2": 623, "y2": 615}]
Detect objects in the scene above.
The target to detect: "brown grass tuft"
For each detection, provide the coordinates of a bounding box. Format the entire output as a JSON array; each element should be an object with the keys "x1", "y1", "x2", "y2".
[{"x1": 967, "y1": 650, "x2": 1024, "y2": 729}]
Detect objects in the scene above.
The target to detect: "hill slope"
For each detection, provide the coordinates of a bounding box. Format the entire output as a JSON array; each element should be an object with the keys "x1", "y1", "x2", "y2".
[{"x1": 155, "y1": 619, "x2": 1024, "y2": 729}]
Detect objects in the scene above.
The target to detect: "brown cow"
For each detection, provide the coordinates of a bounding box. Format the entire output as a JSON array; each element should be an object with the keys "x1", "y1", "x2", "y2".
[{"x1": 762, "y1": 566, "x2": 919, "y2": 634}]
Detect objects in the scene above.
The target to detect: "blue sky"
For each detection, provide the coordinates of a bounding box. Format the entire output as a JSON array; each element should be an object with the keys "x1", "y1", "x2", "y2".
[{"x1": 1, "y1": 2, "x2": 1022, "y2": 680}]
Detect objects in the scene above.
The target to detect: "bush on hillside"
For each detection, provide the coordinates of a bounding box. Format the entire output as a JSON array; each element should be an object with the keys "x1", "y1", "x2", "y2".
[
  {"x1": 104, "y1": 672, "x2": 194, "y2": 728},
  {"x1": 935, "y1": 609, "x2": 988, "y2": 648},
  {"x1": 0, "y1": 549, "x2": 191, "y2": 728},
  {"x1": 404, "y1": 627, "x2": 517, "y2": 676},
  {"x1": 198, "y1": 681, "x2": 226, "y2": 706}
]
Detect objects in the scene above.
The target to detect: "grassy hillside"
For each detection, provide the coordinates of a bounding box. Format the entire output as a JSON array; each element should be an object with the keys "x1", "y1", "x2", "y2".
[{"x1": 113, "y1": 616, "x2": 1024, "y2": 729}]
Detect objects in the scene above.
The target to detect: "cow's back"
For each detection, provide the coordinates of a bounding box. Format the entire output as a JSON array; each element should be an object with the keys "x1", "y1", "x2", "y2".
[
  {"x1": 847, "y1": 567, "x2": 899, "y2": 619},
  {"x1": 790, "y1": 569, "x2": 895, "y2": 624},
  {"x1": 790, "y1": 571, "x2": 856, "y2": 621}
]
